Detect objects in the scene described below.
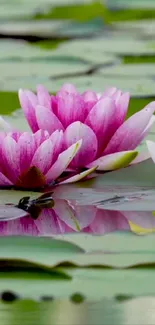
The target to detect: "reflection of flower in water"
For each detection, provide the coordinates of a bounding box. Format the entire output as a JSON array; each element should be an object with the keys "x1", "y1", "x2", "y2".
[{"x1": 0, "y1": 199, "x2": 155, "y2": 236}]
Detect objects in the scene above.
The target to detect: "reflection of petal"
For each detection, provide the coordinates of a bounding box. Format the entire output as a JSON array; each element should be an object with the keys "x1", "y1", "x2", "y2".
[
  {"x1": 53, "y1": 200, "x2": 96, "y2": 231},
  {"x1": 34, "y1": 208, "x2": 67, "y2": 235},
  {"x1": 122, "y1": 211, "x2": 155, "y2": 229},
  {"x1": 0, "y1": 217, "x2": 39, "y2": 236},
  {"x1": 84, "y1": 209, "x2": 130, "y2": 234}
]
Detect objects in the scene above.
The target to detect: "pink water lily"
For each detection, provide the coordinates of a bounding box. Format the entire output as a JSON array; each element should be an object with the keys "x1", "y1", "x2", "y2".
[
  {"x1": 18, "y1": 83, "x2": 155, "y2": 181},
  {"x1": 0, "y1": 130, "x2": 82, "y2": 189}
]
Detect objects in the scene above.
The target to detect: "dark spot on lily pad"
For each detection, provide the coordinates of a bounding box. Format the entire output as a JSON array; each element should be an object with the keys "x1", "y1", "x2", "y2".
[
  {"x1": 70, "y1": 293, "x2": 85, "y2": 304},
  {"x1": 1, "y1": 291, "x2": 19, "y2": 302}
]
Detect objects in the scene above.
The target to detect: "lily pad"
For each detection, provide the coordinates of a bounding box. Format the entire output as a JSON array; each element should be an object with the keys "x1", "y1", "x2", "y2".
[
  {"x1": 0, "y1": 60, "x2": 90, "y2": 82},
  {"x1": 98, "y1": 63, "x2": 155, "y2": 79},
  {"x1": 108, "y1": 0, "x2": 155, "y2": 9},
  {"x1": 82, "y1": 159, "x2": 155, "y2": 187},
  {"x1": 0, "y1": 20, "x2": 65, "y2": 37},
  {"x1": 37, "y1": 1, "x2": 107, "y2": 22},
  {"x1": 0, "y1": 298, "x2": 154, "y2": 324},
  {"x1": 0, "y1": 18, "x2": 105, "y2": 39},
  {"x1": 0, "y1": 190, "x2": 40, "y2": 205},
  {"x1": 1, "y1": 234, "x2": 155, "y2": 299},
  {"x1": 59, "y1": 37, "x2": 155, "y2": 57},
  {"x1": 49, "y1": 75, "x2": 155, "y2": 97},
  {"x1": 113, "y1": 20, "x2": 155, "y2": 38},
  {"x1": 2, "y1": 109, "x2": 30, "y2": 131}
]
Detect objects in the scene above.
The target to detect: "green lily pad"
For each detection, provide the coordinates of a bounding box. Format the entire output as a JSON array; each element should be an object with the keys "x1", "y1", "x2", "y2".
[
  {"x1": 113, "y1": 20, "x2": 155, "y2": 38},
  {"x1": 59, "y1": 37, "x2": 155, "y2": 58},
  {"x1": 0, "y1": 60, "x2": 90, "y2": 85},
  {"x1": 83, "y1": 159, "x2": 155, "y2": 187},
  {"x1": 98, "y1": 63, "x2": 155, "y2": 79},
  {"x1": 0, "y1": 20, "x2": 65, "y2": 37},
  {"x1": 2, "y1": 109, "x2": 30, "y2": 130},
  {"x1": 108, "y1": 0, "x2": 155, "y2": 9},
  {"x1": 0, "y1": 18, "x2": 104, "y2": 39},
  {"x1": 49, "y1": 75, "x2": 155, "y2": 97},
  {"x1": 0, "y1": 298, "x2": 154, "y2": 324},
  {"x1": 0, "y1": 232, "x2": 155, "y2": 300},
  {"x1": 1, "y1": 231, "x2": 155, "y2": 270},
  {"x1": 36, "y1": 1, "x2": 107, "y2": 22},
  {"x1": 0, "y1": 190, "x2": 40, "y2": 205}
]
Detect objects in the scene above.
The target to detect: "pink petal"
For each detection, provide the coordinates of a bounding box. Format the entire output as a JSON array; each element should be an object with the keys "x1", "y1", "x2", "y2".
[
  {"x1": 2, "y1": 136, "x2": 20, "y2": 183},
  {"x1": 0, "y1": 172, "x2": 13, "y2": 186},
  {"x1": 86, "y1": 209, "x2": 130, "y2": 234},
  {"x1": 82, "y1": 90, "x2": 98, "y2": 102},
  {"x1": 33, "y1": 129, "x2": 50, "y2": 147},
  {"x1": 35, "y1": 105, "x2": 64, "y2": 134},
  {"x1": 34, "y1": 208, "x2": 66, "y2": 235},
  {"x1": 112, "y1": 89, "x2": 122, "y2": 101},
  {"x1": 51, "y1": 95, "x2": 58, "y2": 114},
  {"x1": 82, "y1": 91, "x2": 97, "y2": 116},
  {"x1": 56, "y1": 92, "x2": 85, "y2": 128},
  {"x1": 122, "y1": 211, "x2": 155, "y2": 229},
  {"x1": 18, "y1": 89, "x2": 38, "y2": 132},
  {"x1": 130, "y1": 151, "x2": 151, "y2": 165},
  {"x1": 146, "y1": 140, "x2": 155, "y2": 163},
  {"x1": 85, "y1": 97, "x2": 118, "y2": 154},
  {"x1": 37, "y1": 84, "x2": 51, "y2": 109},
  {"x1": 139, "y1": 115, "x2": 155, "y2": 141},
  {"x1": 87, "y1": 150, "x2": 138, "y2": 170},
  {"x1": 102, "y1": 87, "x2": 117, "y2": 97},
  {"x1": 49, "y1": 130, "x2": 64, "y2": 163},
  {"x1": 104, "y1": 104, "x2": 155, "y2": 155},
  {"x1": 64, "y1": 121, "x2": 98, "y2": 168},
  {"x1": 45, "y1": 140, "x2": 82, "y2": 182},
  {"x1": 53, "y1": 199, "x2": 96, "y2": 231},
  {"x1": 25, "y1": 90, "x2": 38, "y2": 106},
  {"x1": 59, "y1": 166, "x2": 97, "y2": 184},
  {"x1": 9, "y1": 132, "x2": 21, "y2": 142},
  {"x1": 31, "y1": 138, "x2": 54, "y2": 174},
  {"x1": 18, "y1": 132, "x2": 36, "y2": 174},
  {"x1": 115, "y1": 92, "x2": 130, "y2": 125},
  {"x1": 59, "y1": 83, "x2": 78, "y2": 94},
  {"x1": 145, "y1": 101, "x2": 155, "y2": 110}
]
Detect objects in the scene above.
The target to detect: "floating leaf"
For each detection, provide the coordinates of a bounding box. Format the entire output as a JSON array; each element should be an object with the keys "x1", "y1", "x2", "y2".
[
  {"x1": 50, "y1": 75, "x2": 155, "y2": 97},
  {"x1": 98, "y1": 63, "x2": 155, "y2": 79}
]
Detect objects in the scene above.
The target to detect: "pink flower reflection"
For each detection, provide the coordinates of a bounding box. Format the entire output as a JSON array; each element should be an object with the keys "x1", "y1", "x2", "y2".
[
  {"x1": 0, "y1": 199, "x2": 154, "y2": 236},
  {"x1": 83, "y1": 209, "x2": 130, "y2": 234}
]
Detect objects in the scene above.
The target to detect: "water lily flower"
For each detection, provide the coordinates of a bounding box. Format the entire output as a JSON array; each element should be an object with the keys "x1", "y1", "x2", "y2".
[
  {"x1": 18, "y1": 84, "x2": 155, "y2": 181},
  {"x1": 0, "y1": 130, "x2": 83, "y2": 189}
]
